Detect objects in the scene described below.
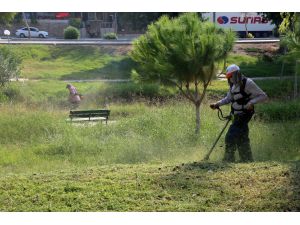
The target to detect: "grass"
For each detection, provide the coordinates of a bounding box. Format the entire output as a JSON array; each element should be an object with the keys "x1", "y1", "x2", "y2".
[
  {"x1": 1, "y1": 100, "x2": 300, "y2": 175},
  {"x1": 1, "y1": 45, "x2": 135, "y2": 80},
  {"x1": 1, "y1": 45, "x2": 298, "y2": 81},
  {"x1": 0, "y1": 161, "x2": 299, "y2": 211},
  {"x1": 0, "y1": 44, "x2": 300, "y2": 212},
  {"x1": 226, "y1": 53, "x2": 295, "y2": 77}
]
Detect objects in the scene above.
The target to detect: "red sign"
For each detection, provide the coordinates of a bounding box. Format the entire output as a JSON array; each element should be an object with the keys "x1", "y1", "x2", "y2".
[{"x1": 230, "y1": 16, "x2": 268, "y2": 24}]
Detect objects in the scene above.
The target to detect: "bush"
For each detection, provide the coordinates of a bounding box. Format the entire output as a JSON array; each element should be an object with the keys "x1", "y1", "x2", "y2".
[
  {"x1": 64, "y1": 26, "x2": 80, "y2": 39},
  {"x1": 69, "y1": 18, "x2": 81, "y2": 29},
  {"x1": 256, "y1": 100, "x2": 300, "y2": 121},
  {"x1": 103, "y1": 32, "x2": 117, "y2": 39},
  {"x1": 246, "y1": 32, "x2": 254, "y2": 38},
  {"x1": 0, "y1": 46, "x2": 22, "y2": 86}
]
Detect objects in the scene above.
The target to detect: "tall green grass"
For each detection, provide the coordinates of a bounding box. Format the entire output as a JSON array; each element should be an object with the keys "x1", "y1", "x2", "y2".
[{"x1": 0, "y1": 101, "x2": 299, "y2": 175}]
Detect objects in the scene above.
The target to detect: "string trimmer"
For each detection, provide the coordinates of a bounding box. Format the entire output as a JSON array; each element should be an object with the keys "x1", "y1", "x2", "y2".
[{"x1": 203, "y1": 107, "x2": 232, "y2": 161}]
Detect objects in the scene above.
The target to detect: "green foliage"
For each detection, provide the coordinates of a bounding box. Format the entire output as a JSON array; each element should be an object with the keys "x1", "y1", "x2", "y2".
[
  {"x1": 280, "y1": 13, "x2": 300, "y2": 71},
  {"x1": 226, "y1": 53, "x2": 294, "y2": 77},
  {"x1": 69, "y1": 18, "x2": 81, "y2": 29},
  {"x1": 131, "y1": 13, "x2": 236, "y2": 86},
  {"x1": 0, "y1": 85, "x2": 23, "y2": 103},
  {"x1": 103, "y1": 32, "x2": 118, "y2": 39},
  {"x1": 256, "y1": 100, "x2": 300, "y2": 121},
  {"x1": 0, "y1": 46, "x2": 22, "y2": 86},
  {"x1": 64, "y1": 26, "x2": 80, "y2": 39},
  {"x1": 0, "y1": 12, "x2": 17, "y2": 25},
  {"x1": 131, "y1": 13, "x2": 236, "y2": 133},
  {"x1": 260, "y1": 12, "x2": 283, "y2": 28},
  {"x1": 279, "y1": 12, "x2": 295, "y2": 34},
  {"x1": 117, "y1": 12, "x2": 182, "y2": 32},
  {"x1": 246, "y1": 33, "x2": 254, "y2": 39}
]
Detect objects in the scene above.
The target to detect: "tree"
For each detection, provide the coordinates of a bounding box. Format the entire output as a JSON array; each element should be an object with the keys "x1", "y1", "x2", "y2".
[
  {"x1": 117, "y1": 12, "x2": 203, "y2": 33},
  {"x1": 279, "y1": 12, "x2": 296, "y2": 34},
  {"x1": 130, "y1": 13, "x2": 236, "y2": 134},
  {"x1": 0, "y1": 12, "x2": 17, "y2": 25},
  {"x1": 260, "y1": 12, "x2": 295, "y2": 36},
  {"x1": 0, "y1": 46, "x2": 22, "y2": 86},
  {"x1": 260, "y1": 12, "x2": 283, "y2": 28},
  {"x1": 280, "y1": 13, "x2": 300, "y2": 59},
  {"x1": 22, "y1": 12, "x2": 31, "y2": 39},
  {"x1": 280, "y1": 13, "x2": 300, "y2": 98}
]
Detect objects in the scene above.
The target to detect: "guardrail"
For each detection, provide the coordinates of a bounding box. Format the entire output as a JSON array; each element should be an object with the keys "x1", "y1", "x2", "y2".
[{"x1": 0, "y1": 38, "x2": 280, "y2": 45}]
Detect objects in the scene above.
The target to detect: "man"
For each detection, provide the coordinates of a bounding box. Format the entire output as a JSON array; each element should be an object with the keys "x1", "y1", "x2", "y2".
[
  {"x1": 210, "y1": 64, "x2": 268, "y2": 162},
  {"x1": 66, "y1": 83, "x2": 81, "y2": 109}
]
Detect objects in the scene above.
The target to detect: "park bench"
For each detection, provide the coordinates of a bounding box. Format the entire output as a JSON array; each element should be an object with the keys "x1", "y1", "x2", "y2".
[{"x1": 69, "y1": 109, "x2": 110, "y2": 124}]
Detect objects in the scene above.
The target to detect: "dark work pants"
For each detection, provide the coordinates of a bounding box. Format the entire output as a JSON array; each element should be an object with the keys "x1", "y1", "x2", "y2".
[{"x1": 224, "y1": 113, "x2": 254, "y2": 162}]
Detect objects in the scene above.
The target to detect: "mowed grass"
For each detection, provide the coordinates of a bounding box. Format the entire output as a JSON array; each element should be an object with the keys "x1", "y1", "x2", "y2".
[
  {"x1": 3, "y1": 45, "x2": 134, "y2": 80},
  {"x1": 2, "y1": 44, "x2": 297, "y2": 81},
  {"x1": 0, "y1": 162, "x2": 299, "y2": 211}
]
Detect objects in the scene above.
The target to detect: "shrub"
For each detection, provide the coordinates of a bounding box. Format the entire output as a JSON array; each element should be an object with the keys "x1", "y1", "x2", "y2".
[
  {"x1": 256, "y1": 100, "x2": 300, "y2": 121},
  {"x1": 69, "y1": 18, "x2": 81, "y2": 29},
  {"x1": 103, "y1": 32, "x2": 117, "y2": 39},
  {"x1": 0, "y1": 46, "x2": 22, "y2": 86},
  {"x1": 246, "y1": 32, "x2": 254, "y2": 38},
  {"x1": 64, "y1": 26, "x2": 80, "y2": 39}
]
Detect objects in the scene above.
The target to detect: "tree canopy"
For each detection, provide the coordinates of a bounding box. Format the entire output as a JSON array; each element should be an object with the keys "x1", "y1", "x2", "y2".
[
  {"x1": 130, "y1": 13, "x2": 236, "y2": 134},
  {"x1": 0, "y1": 12, "x2": 17, "y2": 25}
]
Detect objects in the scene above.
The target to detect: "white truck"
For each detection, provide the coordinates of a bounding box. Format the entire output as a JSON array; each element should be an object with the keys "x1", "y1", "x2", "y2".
[{"x1": 202, "y1": 12, "x2": 276, "y2": 38}]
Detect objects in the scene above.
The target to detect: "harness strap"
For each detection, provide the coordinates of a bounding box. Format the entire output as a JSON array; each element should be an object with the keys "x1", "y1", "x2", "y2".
[{"x1": 230, "y1": 78, "x2": 253, "y2": 113}]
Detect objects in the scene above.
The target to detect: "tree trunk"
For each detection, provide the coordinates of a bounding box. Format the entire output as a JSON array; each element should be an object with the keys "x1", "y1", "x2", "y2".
[
  {"x1": 195, "y1": 103, "x2": 200, "y2": 134},
  {"x1": 22, "y1": 12, "x2": 31, "y2": 39}
]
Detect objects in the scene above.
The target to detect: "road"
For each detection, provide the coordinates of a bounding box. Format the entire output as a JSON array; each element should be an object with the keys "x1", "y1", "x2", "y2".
[{"x1": 0, "y1": 37, "x2": 280, "y2": 45}]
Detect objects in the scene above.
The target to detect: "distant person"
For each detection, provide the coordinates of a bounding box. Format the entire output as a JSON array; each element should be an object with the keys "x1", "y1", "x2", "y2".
[
  {"x1": 66, "y1": 83, "x2": 81, "y2": 109},
  {"x1": 210, "y1": 64, "x2": 268, "y2": 162}
]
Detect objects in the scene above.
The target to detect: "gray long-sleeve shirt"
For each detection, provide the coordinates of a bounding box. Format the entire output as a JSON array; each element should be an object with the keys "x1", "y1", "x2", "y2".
[{"x1": 217, "y1": 78, "x2": 268, "y2": 113}]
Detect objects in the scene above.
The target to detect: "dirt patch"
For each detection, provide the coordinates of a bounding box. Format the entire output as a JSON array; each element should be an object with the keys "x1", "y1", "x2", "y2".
[
  {"x1": 233, "y1": 43, "x2": 280, "y2": 57},
  {"x1": 100, "y1": 45, "x2": 133, "y2": 56},
  {"x1": 100, "y1": 43, "x2": 281, "y2": 58}
]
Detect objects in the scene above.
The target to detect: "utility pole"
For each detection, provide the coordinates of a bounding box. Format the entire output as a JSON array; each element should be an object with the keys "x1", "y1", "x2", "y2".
[{"x1": 114, "y1": 12, "x2": 118, "y2": 34}]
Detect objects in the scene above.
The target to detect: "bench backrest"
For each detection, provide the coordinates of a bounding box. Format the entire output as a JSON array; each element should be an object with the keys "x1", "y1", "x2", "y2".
[{"x1": 69, "y1": 109, "x2": 110, "y2": 118}]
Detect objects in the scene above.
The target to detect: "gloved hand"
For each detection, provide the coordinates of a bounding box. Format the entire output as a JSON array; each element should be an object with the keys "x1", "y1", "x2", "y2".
[
  {"x1": 210, "y1": 103, "x2": 219, "y2": 110},
  {"x1": 245, "y1": 102, "x2": 254, "y2": 111}
]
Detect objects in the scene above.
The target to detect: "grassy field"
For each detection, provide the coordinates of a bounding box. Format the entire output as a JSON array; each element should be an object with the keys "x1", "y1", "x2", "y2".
[
  {"x1": 3, "y1": 45, "x2": 134, "y2": 80},
  {"x1": 0, "y1": 162, "x2": 299, "y2": 211},
  {"x1": 0, "y1": 44, "x2": 300, "y2": 212},
  {"x1": 1, "y1": 44, "x2": 297, "y2": 80}
]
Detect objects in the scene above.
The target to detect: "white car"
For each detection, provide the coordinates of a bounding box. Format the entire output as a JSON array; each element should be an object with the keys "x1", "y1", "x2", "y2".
[{"x1": 15, "y1": 27, "x2": 48, "y2": 38}]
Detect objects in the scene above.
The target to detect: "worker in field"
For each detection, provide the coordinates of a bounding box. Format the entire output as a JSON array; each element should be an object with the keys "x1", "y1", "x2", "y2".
[
  {"x1": 66, "y1": 83, "x2": 82, "y2": 109},
  {"x1": 210, "y1": 64, "x2": 268, "y2": 162}
]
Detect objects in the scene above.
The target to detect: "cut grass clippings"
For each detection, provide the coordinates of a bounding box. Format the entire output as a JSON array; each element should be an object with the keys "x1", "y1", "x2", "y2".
[{"x1": 0, "y1": 161, "x2": 299, "y2": 211}]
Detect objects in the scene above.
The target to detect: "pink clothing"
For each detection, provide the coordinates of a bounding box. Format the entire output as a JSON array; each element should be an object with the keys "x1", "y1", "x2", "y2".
[{"x1": 67, "y1": 85, "x2": 81, "y2": 103}]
